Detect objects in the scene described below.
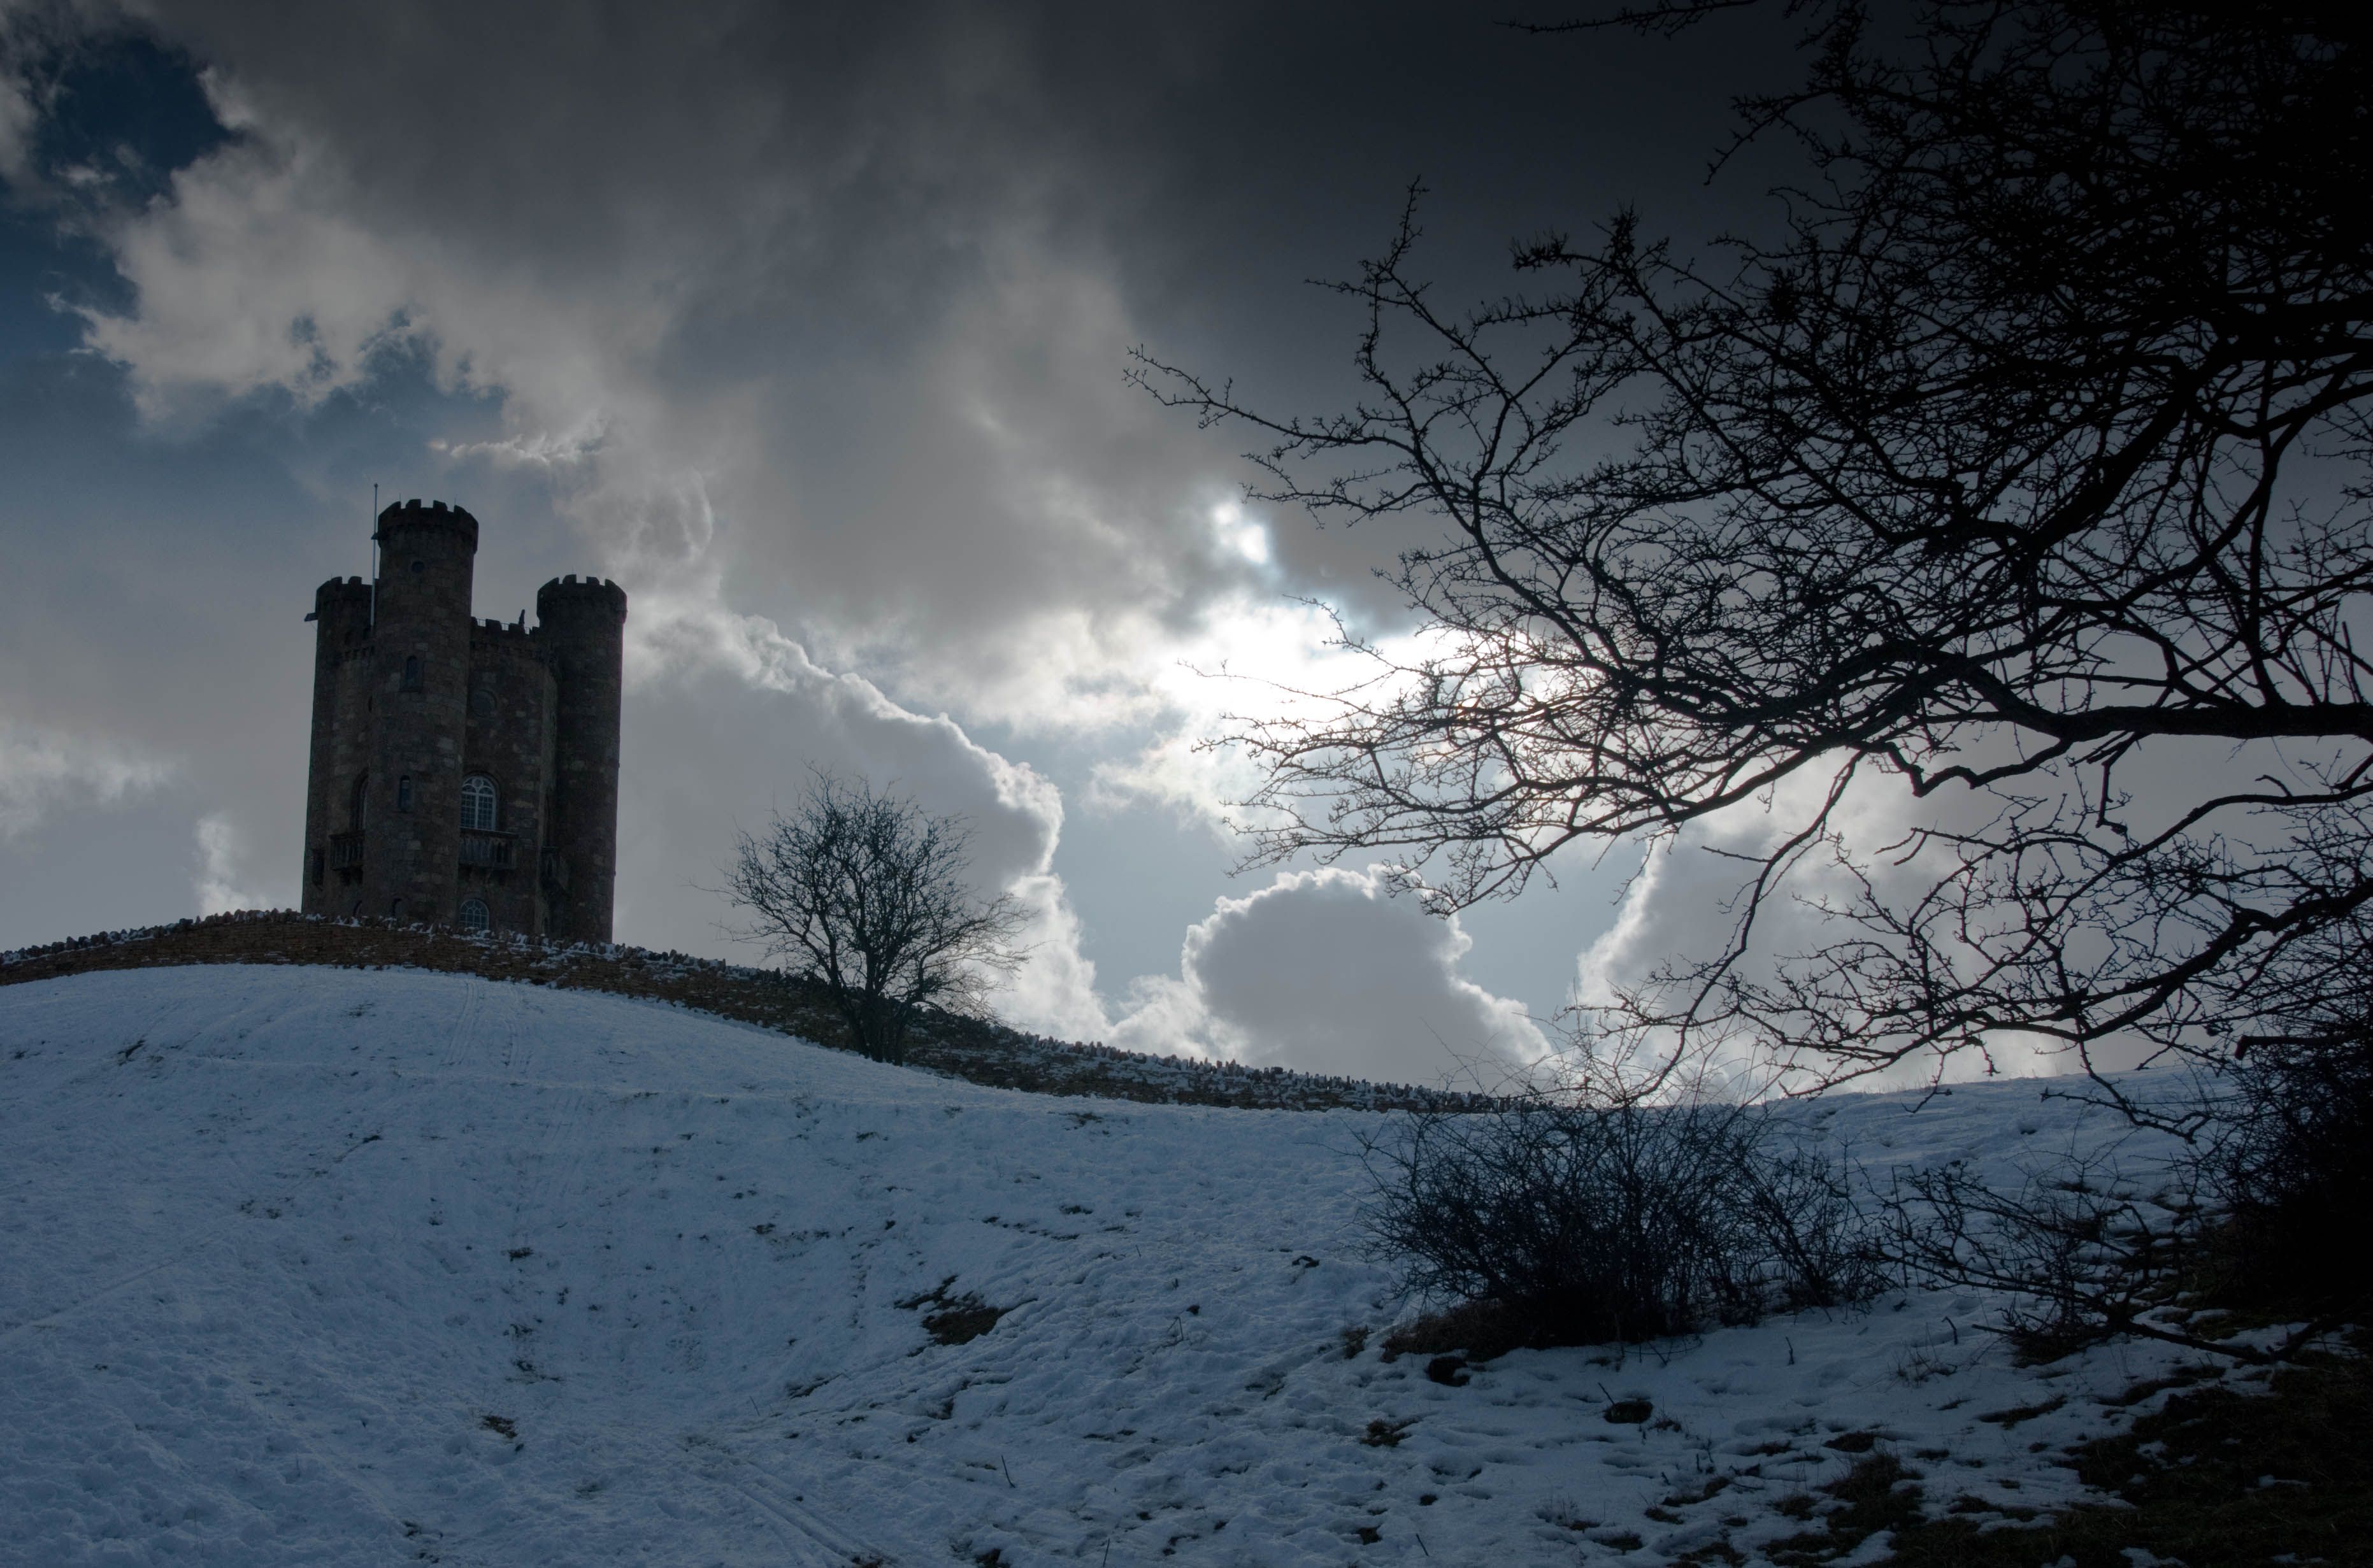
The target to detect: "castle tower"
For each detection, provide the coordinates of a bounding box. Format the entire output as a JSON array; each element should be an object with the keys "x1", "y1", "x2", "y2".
[
  {"x1": 299, "y1": 501, "x2": 624, "y2": 940},
  {"x1": 299, "y1": 575, "x2": 373, "y2": 897},
  {"x1": 365, "y1": 501, "x2": 479, "y2": 923},
  {"x1": 535, "y1": 575, "x2": 627, "y2": 944}
]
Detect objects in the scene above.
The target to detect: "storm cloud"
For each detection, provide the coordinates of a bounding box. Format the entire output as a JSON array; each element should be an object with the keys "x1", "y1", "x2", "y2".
[{"x1": 1, "y1": 1, "x2": 1815, "y2": 1073}]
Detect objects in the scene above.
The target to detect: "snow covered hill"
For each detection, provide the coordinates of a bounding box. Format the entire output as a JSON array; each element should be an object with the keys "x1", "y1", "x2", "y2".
[{"x1": 3, "y1": 966, "x2": 2212, "y2": 1566}]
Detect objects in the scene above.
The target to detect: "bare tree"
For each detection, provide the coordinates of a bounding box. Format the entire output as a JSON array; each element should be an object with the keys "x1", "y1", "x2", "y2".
[
  {"x1": 724, "y1": 773, "x2": 1026, "y2": 1063},
  {"x1": 1135, "y1": 1, "x2": 2373, "y2": 1119}
]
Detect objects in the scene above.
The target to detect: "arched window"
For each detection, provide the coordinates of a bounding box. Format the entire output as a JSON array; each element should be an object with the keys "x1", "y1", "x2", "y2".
[
  {"x1": 461, "y1": 774, "x2": 499, "y2": 832},
  {"x1": 397, "y1": 774, "x2": 414, "y2": 811},
  {"x1": 348, "y1": 773, "x2": 369, "y2": 829},
  {"x1": 401, "y1": 655, "x2": 423, "y2": 691},
  {"x1": 457, "y1": 897, "x2": 491, "y2": 934}
]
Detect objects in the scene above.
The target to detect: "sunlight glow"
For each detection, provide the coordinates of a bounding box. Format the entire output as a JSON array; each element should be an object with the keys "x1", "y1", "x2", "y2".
[{"x1": 1210, "y1": 501, "x2": 1270, "y2": 566}]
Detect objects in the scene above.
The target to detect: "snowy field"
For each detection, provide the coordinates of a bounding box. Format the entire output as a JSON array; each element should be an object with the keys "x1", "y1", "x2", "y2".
[{"x1": 2, "y1": 966, "x2": 2219, "y2": 1565}]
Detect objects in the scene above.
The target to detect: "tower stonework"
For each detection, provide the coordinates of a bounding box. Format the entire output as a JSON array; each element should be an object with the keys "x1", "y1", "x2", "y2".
[
  {"x1": 536, "y1": 576, "x2": 627, "y2": 944},
  {"x1": 299, "y1": 500, "x2": 625, "y2": 941}
]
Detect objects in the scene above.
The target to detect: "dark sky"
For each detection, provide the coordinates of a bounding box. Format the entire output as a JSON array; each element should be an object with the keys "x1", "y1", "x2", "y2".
[{"x1": 1, "y1": 1, "x2": 1868, "y2": 1078}]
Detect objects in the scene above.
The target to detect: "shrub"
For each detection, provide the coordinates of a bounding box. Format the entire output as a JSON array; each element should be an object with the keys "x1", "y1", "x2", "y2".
[
  {"x1": 1874, "y1": 1150, "x2": 2204, "y2": 1363},
  {"x1": 1361, "y1": 1087, "x2": 1877, "y2": 1350},
  {"x1": 2208, "y1": 1027, "x2": 2373, "y2": 1312}
]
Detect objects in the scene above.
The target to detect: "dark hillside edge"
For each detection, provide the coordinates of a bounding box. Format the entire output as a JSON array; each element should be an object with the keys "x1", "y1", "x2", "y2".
[{"x1": 1, "y1": 910, "x2": 1500, "y2": 1112}]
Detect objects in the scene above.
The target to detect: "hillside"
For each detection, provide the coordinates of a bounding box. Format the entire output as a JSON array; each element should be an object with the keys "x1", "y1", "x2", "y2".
[
  {"x1": 0, "y1": 964, "x2": 2291, "y2": 1566},
  {"x1": 1, "y1": 912, "x2": 1496, "y2": 1113}
]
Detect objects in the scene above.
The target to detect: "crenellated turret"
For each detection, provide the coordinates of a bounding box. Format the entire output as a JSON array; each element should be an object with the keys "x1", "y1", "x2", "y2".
[
  {"x1": 299, "y1": 576, "x2": 376, "y2": 900},
  {"x1": 534, "y1": 574, "x2": 628, "y2": 943},
  {"x1": 359, "y1": 501, "x2": 480, "y2": 924}
]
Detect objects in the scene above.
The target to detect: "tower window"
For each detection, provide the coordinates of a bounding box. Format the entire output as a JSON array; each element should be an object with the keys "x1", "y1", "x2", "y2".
[
  {"x1": 397, "y1": 774, "x2": 414, "y2": 811},
  {"x1": 348, "y1": 773, "x2": 368, "y2": 829},
  {"x1": 461, "y1": 774, "x2": 499, "y2": 832},
  {"x1": 401, "y1": 655, "x2": 423, "y2": 691},
  {"x1": 457, "y1": 897, "x2": 491, "y2": 934}
]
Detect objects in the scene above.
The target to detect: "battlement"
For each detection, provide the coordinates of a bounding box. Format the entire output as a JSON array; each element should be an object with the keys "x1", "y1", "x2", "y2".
[
  {"x1": 469, "y1": 617, "x2": 542, "y2": 655},
  {"x1": 374, "y1": 497, "x2": 479, "y2": 550},
  {"x1": 307, "y1": 574, "x2": 375, "y2": 629},
  {"x1": 536, "y1": 574, "x2": 628, "y2": 616}
]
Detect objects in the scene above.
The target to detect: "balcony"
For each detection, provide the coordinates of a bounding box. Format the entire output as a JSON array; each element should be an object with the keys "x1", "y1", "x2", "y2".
[
  {"x1": 459, "y1": 830, "x2": 515, "y2": 870},
  {"x1": 329, "y1": 831, "x2": 366, "y2": 870}
]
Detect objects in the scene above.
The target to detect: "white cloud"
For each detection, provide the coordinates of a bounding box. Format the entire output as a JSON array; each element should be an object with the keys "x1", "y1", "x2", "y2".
[
  {"x1": 612, "y1": 594, "x2": 1114, "y2": 1039},
  {"x1": 0, "y1": 720, "x2": 177, "y2": 839},
  {"x1": 0, "y1": 39, "x2": 34, "y2": 189},
  {"x1": 67, "y1": 37, "x2": 1299, "y2": 739},
  {"x1": 1108, "y1": 866, "x2": 1551, "y2": 1083},
  {"x1": 192, "y1": 811, "x2": 261, "y2": 914},
  {"x1": 79, "y1": 136, "x2": 429, "y2": 417},
  {"x1": 1084, "y1": 594, "x2": 1434, "y2": 838}
]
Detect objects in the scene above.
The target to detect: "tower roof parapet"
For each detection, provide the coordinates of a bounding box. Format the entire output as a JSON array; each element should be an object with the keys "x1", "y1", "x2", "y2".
[
  {"x1": 535, "y1": 574, "x2": 628, "y2": 618},
  {"x1": 374, "y1": 497, "x2": 480, "y2": 551}
]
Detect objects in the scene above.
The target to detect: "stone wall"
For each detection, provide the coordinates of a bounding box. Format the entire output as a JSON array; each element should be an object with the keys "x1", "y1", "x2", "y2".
[{"x1": 462, "y1": 618, "x2": 558, "y2": 935}]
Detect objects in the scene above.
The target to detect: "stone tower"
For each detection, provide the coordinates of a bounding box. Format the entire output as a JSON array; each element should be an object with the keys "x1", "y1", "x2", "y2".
[{"x1": 299, "y1": 500, "x2": 625, "y2": 941}]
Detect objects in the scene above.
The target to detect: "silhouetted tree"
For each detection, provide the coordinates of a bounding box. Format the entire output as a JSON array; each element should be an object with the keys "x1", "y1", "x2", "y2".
[
  {"x1": 1137, "y1": 1, "x2": 2372, "y2": 1121},
  {"x1": 724, "y1": 774, "x2": 1026, "y2": 1063}
]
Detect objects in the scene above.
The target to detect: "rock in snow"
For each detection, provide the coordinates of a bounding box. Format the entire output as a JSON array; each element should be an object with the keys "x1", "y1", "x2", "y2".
[{"x1": 1, "y1": 966, "x2": 2216, "y2": 1565}]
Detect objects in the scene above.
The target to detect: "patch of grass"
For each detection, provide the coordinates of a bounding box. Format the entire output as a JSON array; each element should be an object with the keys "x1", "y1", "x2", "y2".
[
  {"x1": 1766, "y1": 1453, "x2": 1925, "y2": 1566},
  {"x1": 1972, "y1": 1394, "x2": 2063, "y2": 1427},
  {"x1": 1539, "y1": 1499, "x2": 1596, "y2": 1532},
  {"x1": 1875, "y1": 1330, "x2": 2373, "y2": 1567},
  {"x1": 1828, "y1": 1453, "x2": 1925, "y2": 1537},
  {"x1": 1360, "y1": 1417, "x2": 1416, "y2": 1448},
  {"x1": 1661, "y1": 1475, "x2": 1731, "y2": 1508},
  {"x1": 896, "y1": 1278, "x2": 1012, "y2": 1346},
  {"x1": 1379, "y1": 1298, "x2": 1542, "y2": 1362}
]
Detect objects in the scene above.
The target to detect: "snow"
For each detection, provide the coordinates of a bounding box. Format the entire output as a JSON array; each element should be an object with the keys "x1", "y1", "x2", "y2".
[{"x1": 1, "y1": 965, "x2": 2218, "y2": 1565}]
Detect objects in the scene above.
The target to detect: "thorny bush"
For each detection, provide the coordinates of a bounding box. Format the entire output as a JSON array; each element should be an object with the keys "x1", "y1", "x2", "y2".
[{"x1": 1362, "y1": 1083, "x2": 1881, "y2": 1350}]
